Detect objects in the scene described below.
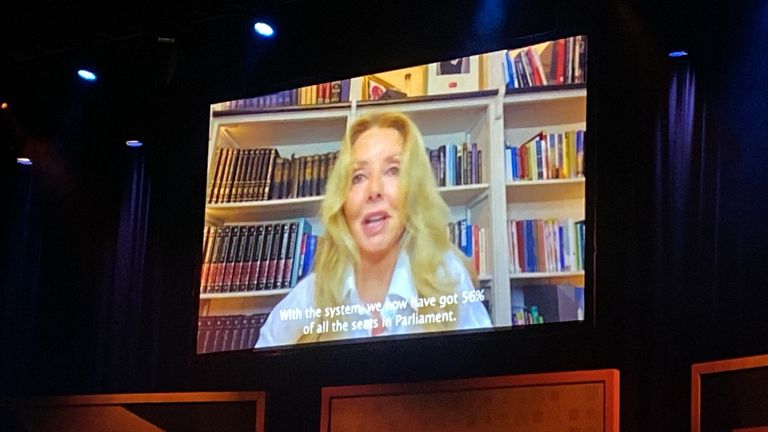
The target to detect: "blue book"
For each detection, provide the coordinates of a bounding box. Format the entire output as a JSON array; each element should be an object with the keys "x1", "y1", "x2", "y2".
[
  {"x1": 458, "y1": 219, "x2": 469, "y2": 257},
  {"x1": 511, "y1": 146, "x2": 519, "y2": 181},
  {"x1": 558, "y1": 225, "x2": 565, "y2": 271},
  {"x1": 525, "y1": 220, "x2": 536, "y2": 272},
  {"x1": 576, "y1": 129, "x2": 585, "y2": 176},
  {"x1": 506, "y1": 50, "x2": 517, "y2": 89},
  {"x1": 290, "y1": 218, "x2": 313, "y2": 287},
  {"x1": 447, "y1": 143, "x2": 456, "y2": 186},
  {"x1": 504, "y1": 146, "x2": 513, "y2": 182},
  {"x1": 340, "y1": 78, "x2": 351, "y2": 102},
  {"x1": 465, "y1": 223, "x2": 474, "y2": 258},
  {"x1": 301, "y1": 234, "x2": 318, "y2": 278}
]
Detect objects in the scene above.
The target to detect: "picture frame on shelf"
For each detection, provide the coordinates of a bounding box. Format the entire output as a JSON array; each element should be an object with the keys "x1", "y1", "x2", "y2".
[
  {"x1": 427, "y1": 55, "x2": 480, "y2": 95},
  {"x1": 363, "y1": 75, "x2": 407, "y2": 101}
]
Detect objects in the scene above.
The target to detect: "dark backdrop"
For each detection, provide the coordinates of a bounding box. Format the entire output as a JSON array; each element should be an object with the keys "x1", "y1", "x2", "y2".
[{"x1": 2, "y1": 1, "x2": 768, "y2": 431}]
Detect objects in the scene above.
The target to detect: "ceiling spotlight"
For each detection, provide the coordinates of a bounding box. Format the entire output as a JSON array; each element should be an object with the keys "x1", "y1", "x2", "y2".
[
  {"x1": 77, "y1": 69, "x2": 98, "y2": 81},
  {"x1": 16, "y1": 157, "x2": 33, "y2": 165},
  {"x1": 668, "y1": 50, "x2": 688, "y2": 58},
  {"x1": 126, "y1": 140, "x2": 143, "y2": 148},
  {"x1": 253, "y1": 22, "x2": 275, "y2": 37}
]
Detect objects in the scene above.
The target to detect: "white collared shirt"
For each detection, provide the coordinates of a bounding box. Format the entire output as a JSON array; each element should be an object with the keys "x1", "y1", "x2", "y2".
[{"x1": 255, "y1": 249, "x2": 491, "y2": 349}]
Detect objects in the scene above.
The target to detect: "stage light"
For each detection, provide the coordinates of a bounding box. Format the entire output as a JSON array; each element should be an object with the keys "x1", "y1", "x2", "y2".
[
  {"x1": 16, "y1": 158, "x2": 32, "y2": 165},
  {"x1": 668, "y1": 50, "x2": 688, "y2": 58},
  {"x1": 77, "y1": 69, "x2": 98, "y2": 81},
  {"x1": 1, "y1": 102, "x2": 9, "y2": 110},
  {"x1": 253, "y1": 22, "x2": 275, "y2": 37},
  {"x1": 126, "y1": 140, "x2": 143, "y2": 148}
]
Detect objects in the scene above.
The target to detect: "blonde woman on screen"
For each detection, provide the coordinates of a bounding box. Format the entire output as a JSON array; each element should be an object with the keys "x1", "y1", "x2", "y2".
[{"x1": 256, "y1": 111, "x2": 490, "y2": 348}]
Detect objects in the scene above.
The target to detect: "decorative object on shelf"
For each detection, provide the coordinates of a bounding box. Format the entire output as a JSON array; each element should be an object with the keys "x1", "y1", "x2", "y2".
[
  {"x1": 363, "y1": 74, "x2": 407, "y2": 101},
  {"x1": 427, "y1": 55, "x2": 480, "y2": 95}
]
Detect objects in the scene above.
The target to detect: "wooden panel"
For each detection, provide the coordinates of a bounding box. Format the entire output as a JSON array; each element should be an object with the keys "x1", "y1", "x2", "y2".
[
  {"x1": 692, "y1": 354, "x2": 768, "y2": 432},
  {"x1": 321, "y1": 369, "x2": 619, "y2": 432},
  {"x1": 0, "y1": 391, "x2": 266, "y2": 432}
]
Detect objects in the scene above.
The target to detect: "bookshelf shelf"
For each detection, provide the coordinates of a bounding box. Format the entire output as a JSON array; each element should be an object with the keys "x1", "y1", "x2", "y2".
[
  {"x1": 438, "y1": 183, "x2": 489, "y2": 207},
  {"x1": 505, "y1": 178, "x2": 585, "y2": 203},
  {"x1": 206, "y1": 196, "x2": 323, "y2": 224},
  {"x1": 509, "y1": 271, "x2": 584, "y2": 280},
  {"x1": 205, "y1": 184, "x2": 488, "y2": 224},
  {"x1": 358, "y1": 96, "x2": 495, "y2": 136},
  {"x1": 201, "y1": 288, "x2": 292, "y2": 299},
  {"x1": 212, "y1": 108, "x2": 349, "y2": 149},
  {"x1": 503, "y1": 88, "x2": 586, "y2": 131}
]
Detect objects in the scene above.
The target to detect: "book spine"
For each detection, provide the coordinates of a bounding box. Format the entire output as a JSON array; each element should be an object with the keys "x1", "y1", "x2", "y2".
[
  {"x1": 263, "y1": 148, "x2": 278, "y2": 201},
  {"x1": 318, "y1": 153, "x2": 329, "y2": 194},
  {"x1": 237, "y1": 225, "x2": 256, "y2": 291},
  {"x1": 264, "y1": 223, "x2": 282, "y2": 290},
  {"x1": 302, "y1": 155, "x2": 313, "y2": 197},
  {"x1": 280, "y1": 221, "x2": 297, "y2": 288},
  {"x1": 199, "y1": 226, "x2": 214, "y2": 292},
  {"x1": 206, "y1": 227, "x2": 223, "y2": 292},
  {"x1": 301, "y1": 234, "x2": 318, "y2": 277},
  {"x1": 576, "y1": 129, "x2": 585, "y2": 177},
  {"x1": 248, "y1": 224, "x2": 265, "y2": 291},
  {"x1": 258, "y1": 224, "x2": 275, "y2": 290},
  {"x1": 340, "y1": 78, "x2": 351, "y2": 102},
  {"x1": 214, "y1": 147, "x2": 232, "y2": 203},
  {"x1": 330, "y1": 80, "x2": 342, "y2": 103},
  {"x1": 212, "y1": 226, "x2": 233, "y2": 292},
  {"x1": 231, "y1": 224, "x2": 249, "y2": 291},
  {"x1": 207, "y1": 147, "x2": 224, "y2": 204},
  {"x1": 274, "y1": 222, "x2": 291, "y2": 289},
  {"x1": 225, "y1": 149, "x2": 244, "y2": 203},
  {"x1": 556, "y1": 38, "x2": 566, "y2": 84},
  {"x1": 221, "y1": 226, "x2": 241, "y2": 292},
  {"x1": 472, "y1": 224, "x2": 480, "y2": 273}
]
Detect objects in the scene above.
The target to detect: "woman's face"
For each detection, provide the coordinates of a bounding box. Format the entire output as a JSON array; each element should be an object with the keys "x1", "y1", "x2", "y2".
[{"x1": 344, "y1": 126, "x2": 405, "y2": 262}]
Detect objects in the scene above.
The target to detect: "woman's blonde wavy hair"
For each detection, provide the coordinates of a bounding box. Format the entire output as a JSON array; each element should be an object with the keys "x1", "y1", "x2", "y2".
[{"x1": 299, "y1": 110, "x2": 477, "y2": 343}]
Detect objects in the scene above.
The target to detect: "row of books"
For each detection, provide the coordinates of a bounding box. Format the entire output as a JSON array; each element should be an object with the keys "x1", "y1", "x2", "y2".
[
  {"x1": 504, "y1": 35, "x2": 587, "y2": 90},
  {"x1": 197, "y1": 313, "x2": 268, "y2": 353},
  {"x1": 214, "y1": 79, "x2": 352, "y2": 111},
  {"x1": 207, "y1": 147, "x2": 339, "y2": 204},
  {"x1": 447, "y1": 220, "x2": 487, "y2": 275},
  {"x1": 507, "y1": 218, "x2": 586, "y2": 274},
  {"x1": 505, "y1": 129, "x2": 585, "y2": 182},
  {"x1": 428, "y1": 142, "x2": 483, "y2": 187},
  {"x1": 512, "y1": 306, "x2": 545, "y2": 326},
  {"x1": 512, "y1": 284, "x2": 585, "y2": 326},
  {"x1": 200, "y1": 218, "x2": 317, "y2": 294},
  {"x1": 270, "y1": 151, "x2": 338, "y2": 200}
]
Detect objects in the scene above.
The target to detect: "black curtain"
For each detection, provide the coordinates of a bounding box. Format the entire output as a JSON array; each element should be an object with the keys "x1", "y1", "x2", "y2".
[
  {"x1": 92, "y1": 146, "x2": 158, "y2": 390},
  {"x1": 645, "y1": 4, "x2": 768, "y2": 426}
]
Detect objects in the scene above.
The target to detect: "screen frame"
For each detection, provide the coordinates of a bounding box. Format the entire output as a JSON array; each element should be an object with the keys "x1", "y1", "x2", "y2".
[{"x1": 193, "y1": 28, "x2": 597, "y2": 358}]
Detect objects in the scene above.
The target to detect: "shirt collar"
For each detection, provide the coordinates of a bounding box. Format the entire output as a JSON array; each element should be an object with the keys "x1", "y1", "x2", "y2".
[{"x1": 341, "y1": 249, "x2": 417, "y2": 306}]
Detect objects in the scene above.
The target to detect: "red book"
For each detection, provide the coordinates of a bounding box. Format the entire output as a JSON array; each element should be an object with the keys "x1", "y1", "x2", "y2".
[
  {"x1": 555, "y1": 38, "x2": 566, "y2": 84},
  {"x1": 525, "y1": 48, "x2": 543, "y2": 86}
]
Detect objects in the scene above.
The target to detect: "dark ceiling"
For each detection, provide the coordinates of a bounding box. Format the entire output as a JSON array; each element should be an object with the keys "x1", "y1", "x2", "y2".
[{"x1": 0, "y1": 2, "x2": 298, "y2": 67}]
